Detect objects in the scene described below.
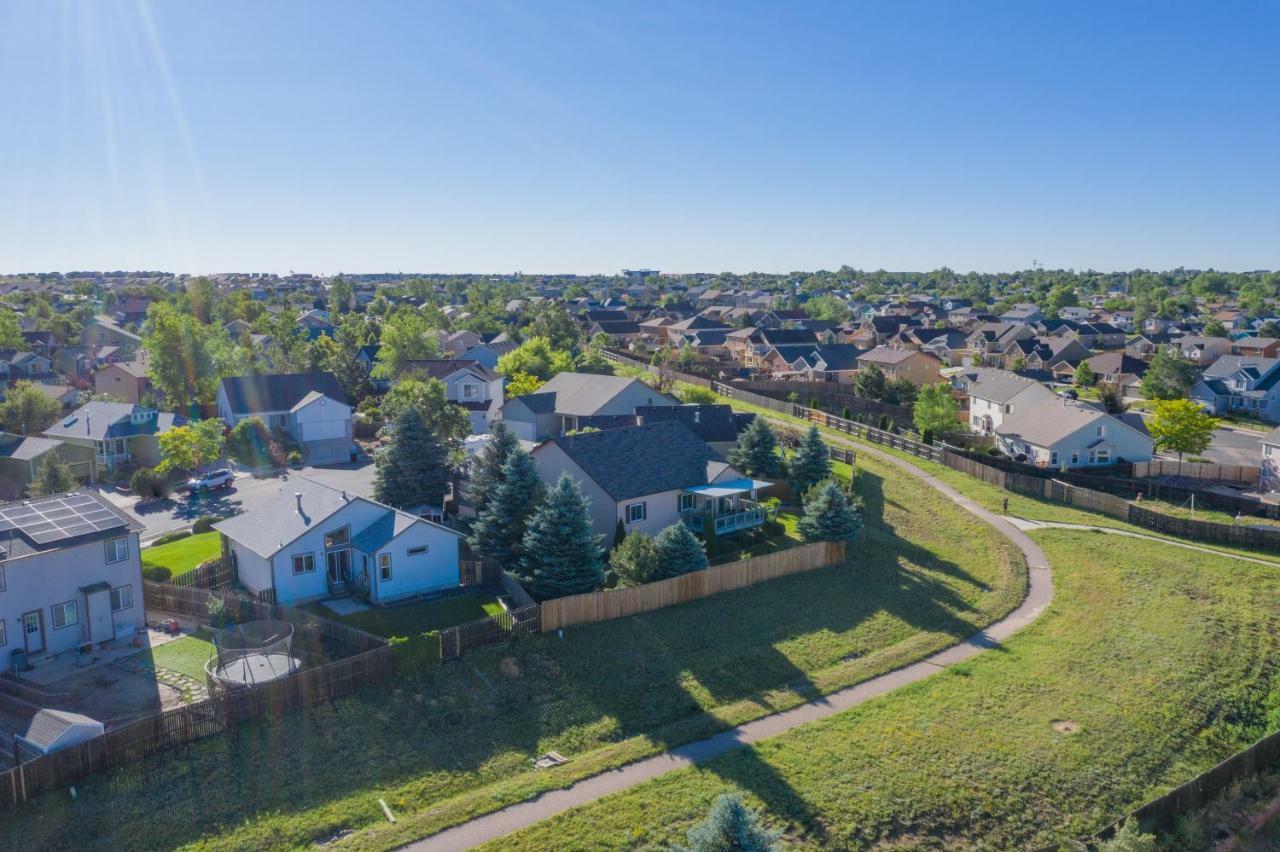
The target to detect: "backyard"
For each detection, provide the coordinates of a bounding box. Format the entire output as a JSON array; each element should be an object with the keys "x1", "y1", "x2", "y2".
[
  {"x1": 0, "y1": 449, "x2": 1025, "y2": 851},
  {"x1": 140, "y1": 531, "x2": 221, "y2": 577},
  {"x1": 485, "y1": 530, "x2": 1280, "y2": 850}
]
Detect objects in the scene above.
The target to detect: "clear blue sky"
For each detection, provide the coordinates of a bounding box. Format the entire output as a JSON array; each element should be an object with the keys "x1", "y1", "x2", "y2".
[{"x1": 1, "y1": 1, "x2": 1276, "y2": 275}]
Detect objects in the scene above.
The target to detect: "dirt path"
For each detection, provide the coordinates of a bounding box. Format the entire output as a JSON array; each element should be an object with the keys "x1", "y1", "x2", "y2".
[{"x1": 402, "y1": 438, "x2": 1054, "y2": 851}]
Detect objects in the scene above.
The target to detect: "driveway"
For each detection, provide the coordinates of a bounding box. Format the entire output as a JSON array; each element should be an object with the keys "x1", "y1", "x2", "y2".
[
  {"x1": 99, "y1": 462, "x2": 377, "y2": 541},
  {"x1": 1196, "y1": 425, "x2": 1265, "y2": 467}
]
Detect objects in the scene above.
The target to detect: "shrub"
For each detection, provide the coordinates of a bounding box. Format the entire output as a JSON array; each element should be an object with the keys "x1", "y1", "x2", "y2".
[
  {"x1": 192, "y1": 515, "x2": 219, "y2": 534},
  {"x1": 151, "y1": 529, "x2": 192, "y2": 546},
  {"x1": 677, "y1": 385, "x2": 718, "y2": 405},
  {"x1": 141, "y1": 565, "x2": 172, "y2": 582},
  {"x1": 131, "y1": 467, "x2": 171, "y2": 500},
  {"x1": 674, "y1": 793, "x2": 781, "y2": 852},
  {"x1": 610, "y1": 531, "x2": 661, "y2": 586},
  {"x1": 207, "y1": 596, "x2": 229, "y2": 628},
  {"x1": 287, "y1": 449, "x2": 303, "y2": 467}
]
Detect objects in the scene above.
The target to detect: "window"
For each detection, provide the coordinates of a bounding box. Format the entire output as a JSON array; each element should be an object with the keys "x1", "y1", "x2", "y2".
[
  {"x1": 1096, "y1": 426, "x2": 1105, "y2": 437},
  {"x1": 324, "y1": 527, "x2": 350, "y2": 548},
  {"x1": 105, "y1": 537, "x2": 128, "y2": 564},
  {"x1": 292, "y1": 553, "x2": 316, "y2": 574},
  {"x1": 1095, "y1": 449, "x2": 1111, "y2": 464},
  {"x1": 379, "y1": 553, "x2": 393, "y2": 581},
  {"x1": 626, "y1": 502, "x2": 647, "y2": 524},
  {"x1": 1050, "y1": 451, "x2": 1058, "y2": 466},
  {"x1": 678, "y1": 493, "x2": 695, "y2": 512},
  {"x1": 0, "y1": 620, "x2": 5, "y2": 648},
  {"x1": 110, "y1": 585, "x2": 133, "y2": 612},
  {"x1": 52, "y1": 600, "x2": 78, "y2": 630},
  {"x1": 407, "y1": 545, "x2": 429, "y2": 556},
  {"x1": 461, "y1": 383, "x2": 479, "y2": 400},
  {"x1": 1070, "y1": 451, "x2": 1079, "y2": 464}
]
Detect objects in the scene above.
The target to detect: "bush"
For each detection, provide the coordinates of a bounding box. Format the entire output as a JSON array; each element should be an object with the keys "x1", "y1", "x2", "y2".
[
  {"x1": 151, "y1": 529, "x2": 192, "y2": 546},
  {"x1": 141, "y1": 565, "x2": 172, "y2": 582},
  {"x1": 207, "y1": 596, "x2": 230, "y2": 628},
  {"x1": 287, "y1": 449, "x2": 303, "y2": 467},
  {"x1": 131, "y1": 467, "x2": 171, "y2": 500},
  {"x1": 192, "y1": 516, "x2": 219, "y2": 534},
  {"x1": 677, "y1": 385, "x2": 718, "y2": 405}
]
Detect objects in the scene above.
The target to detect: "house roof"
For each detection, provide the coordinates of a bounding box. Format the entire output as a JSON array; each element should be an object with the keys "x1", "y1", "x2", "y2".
[
  {"x1": 1202, "y1": 356, "x2": 1280, "y2": 380},
  {"x1": 857, "y1": 346, "x2": 923, "y2": 366},
  {"x1": 402, "y1": 359, "x2": 501, "y2": 382},
  {"x1": 998, "y1": 399, "x2": 1150, "y2": 449},
  {"x1": 43, "y1": 402, "x2": 186, "y2": 442},
  {"x1": 956, "y1": 368, "x2": 1052, "y2": 404},
  {"x1": 531, "y1": 372, "x2": 675, "y2": 417},
  {"x1": 19, "y1": 709, "x2": 103, "y2": 752},
  {"x1": 0, "y1": 433, "x2": 62, "y2": 462},
  {"x1": 635, "y1": 404, "x2": 744, "y2": 443},
  {"x1": 218, "y1": 372, "x2": 347, "y2": 415},
  {"x1": 540, "y1": 420, "x2": 727, "y2": 502}
]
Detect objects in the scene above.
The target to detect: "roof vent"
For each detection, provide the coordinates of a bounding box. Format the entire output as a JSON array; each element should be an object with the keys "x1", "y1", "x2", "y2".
[{"x1": 294, "y1": 492, "x2": 303, "y2": 512}]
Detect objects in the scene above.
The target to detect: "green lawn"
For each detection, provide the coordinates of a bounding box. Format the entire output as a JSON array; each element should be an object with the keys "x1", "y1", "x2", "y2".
[
  {"x1": 327, "y1": 594, "x2": 505, "y2": 638},
  {"x1": 486, "y1": 530, "x2": 1280, "y2": 850},
  {"x1": 140, "y1": 531, "x2": 221, "y2": 577},
  {"x1": 148, "y1": 631, "x2": 217, "y2": 681},
  {"x1": 0, "y1": 450, "x2": 1025, "y2": 851}
]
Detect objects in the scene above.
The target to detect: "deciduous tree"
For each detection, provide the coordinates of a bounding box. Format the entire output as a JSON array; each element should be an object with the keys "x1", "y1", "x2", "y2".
[
  {"x1": 1147, "y1": 399, "x2": 1218, "y2": 461},
  {"x1": 0, "y1": 382, "x2": 61, "y2": 435},
  {"x1": 497, "y1": 336, "x2": 574, "y2": 382},
  {"x1": 27, "y1": 453, "x2": 77, "y2": 497},
  {"x1": 609, "y1": 531, "x2": 660, "y2": 586},
  {"x1": 1141, "y1": 348, "x2": 1197, "y2": 400},
  {"x1": 913, "y1": 382, "x2": 959, "y2": 438},
  {"x1": 156, "y1": 419, "x2": 226, "y2": 474},
  {"x1": 379, "y1": 377, "x2": 471, "y2": 463},
  {"x1": 373, "y1": 311, "x2": 441, "y2": 379}
]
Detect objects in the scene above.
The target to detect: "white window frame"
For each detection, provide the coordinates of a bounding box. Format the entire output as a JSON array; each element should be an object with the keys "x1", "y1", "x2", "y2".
[
  {"x1": 105, "y1": 537, "x2": 128, "y2": 564},
  {"x1": 292, "y1": 553, "x2": 316, "y2": 575},
  {"x1": 324, "y1": 526, "x2": 350, "y2": 549},
  {"x1": 678, "y1": 493, "x2": 695, "y2": 512},
  {"x1": 379, "y1": 553, "x2": 393, "y2": 582},
  {"x1": 1070, "y1": 450, "x2": 1079, "y2": 464},
  {"x1": 52, "y1": 600, "x2": 79, "y2": 630},
  {"x1": 626, "y1": 502, "x2": 647, "y2": 524},
  {"x1": 110, "y1": 585, "x2": 133, "y2": 612}
]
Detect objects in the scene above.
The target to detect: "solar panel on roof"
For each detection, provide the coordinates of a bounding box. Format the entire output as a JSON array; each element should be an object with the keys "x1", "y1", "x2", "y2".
[{"x1": 0, "y1": 493, "x2": 128, "y2": 546}]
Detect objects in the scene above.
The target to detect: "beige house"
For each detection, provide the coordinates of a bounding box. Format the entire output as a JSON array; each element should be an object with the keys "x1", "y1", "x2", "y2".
[
  {"x1": 856, "y1": 347, "x2": 943, "y2": 387},
  {"x1": 94, "y1": 360, "x2": 152, "y2": 404}
]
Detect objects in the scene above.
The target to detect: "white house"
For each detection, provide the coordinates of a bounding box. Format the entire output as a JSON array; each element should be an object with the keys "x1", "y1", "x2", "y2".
[
  {"x1": 0, "y1": 491, "x2": 146, "y2": 660},
  {"x1": 216, "y1": 372, "x2": 353, "y2": 464},
  {"x1": 214, "y1": 477, "x2": 464, "y2": 606},
  {"x1": 401, "y1": 359, "x2": 505, "y2": 433},
  {"x1": 953, "y1": 368, "x2": 1057, "y2": 434},
  {"x1": 995, "y1": 398, "x2": 1154, "y2": 468}
]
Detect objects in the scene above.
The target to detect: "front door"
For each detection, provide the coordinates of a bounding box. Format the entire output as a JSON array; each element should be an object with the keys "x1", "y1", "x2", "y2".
[
  {"x1": 22, "y1": 611, "x2": 44, "y2": 654},
  {"x1": 326, "y1": 549, "x2": 352, "y2": 583}
]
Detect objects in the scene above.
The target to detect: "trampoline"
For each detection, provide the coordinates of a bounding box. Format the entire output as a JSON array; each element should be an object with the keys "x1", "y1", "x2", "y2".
[{"x1": 205, "y1": 619, "x2": 300, "y2": 693}]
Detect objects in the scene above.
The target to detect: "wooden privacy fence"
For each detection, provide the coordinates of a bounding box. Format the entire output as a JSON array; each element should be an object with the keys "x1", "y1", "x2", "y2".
[
  {"x1": 541, "y1": 541, "x2": 845, "y2": 632},
  {"x1": 726, "y1": 380, "x2": 913, "y2": 425},
  {"x1": 1132, "y1": 458, "x2": 1261, "y2": 485},
  {"x1": 438, "y1": 604, "x2": 541, "y2": 661},
  {"x1": 164, "y1": 558, "x2": 235, "y2": 590}
]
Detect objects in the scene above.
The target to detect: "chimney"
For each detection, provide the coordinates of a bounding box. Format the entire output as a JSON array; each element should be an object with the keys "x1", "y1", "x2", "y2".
[
  {"x1": 86, "y1": 414, "x2": 91, "y2": 435},
  {"x1": 295, "y1": 492, "x2": 303, "y2": 512},
  {"x1": 341, "y1": 490, "x2": 348, "y2": 502}
]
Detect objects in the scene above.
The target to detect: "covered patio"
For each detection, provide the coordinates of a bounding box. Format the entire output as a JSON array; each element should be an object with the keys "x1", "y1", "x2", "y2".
[{"x1": 680, "y1": 477, "x2": 773, "y2": 535}]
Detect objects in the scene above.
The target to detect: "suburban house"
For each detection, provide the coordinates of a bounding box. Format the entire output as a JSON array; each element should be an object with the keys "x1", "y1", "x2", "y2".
[
  {"x1": 459, "y1": 339, "x2": 518, "y2": 370},
  {"x1": 1176, "y1": 335, "x2": 1233, "y2": 366},
  {"x1": 401, "y1": 359, "x2": 505, "y2": 433},
  {"x1": 42, "y1": 401, "x2": 186, "y2": 475},
  {"x1": 499, "y1": 372, "x2": 678, "y2": 442},
  {"x1": 1262, "y1": 427, "x2": 1280, "y2": 493},
  {"x1": 1190, "y1": 356, "x2": 1280, "y2": 424},
  {"x1": 1079, "y1": 352, "x2": 1148, "y2": 394},
  {"x1": 0, "y1": 491, "x2": 146, "y2": 660},
  {"x1": 997, "y1": 336, "x2": 1091, "y2": 372},
  {"x1": 216, "y1": 372, "x2": 353, "y2": 464},
  {"x1": 953, "y1": 368, "x2": 1057, "y2": 434},
  {"x1": 999, "y1": 303, "x2": 1044, "y2": 324},
  {"x1": 1232, "y1": 337, "x2": 1280, "y2": 359},
  {"x1": 440, "y1": 330, "x2": 483, "y2": 358},
  {"x1": 995, "y1": 398, "x2": 1154, "y2": 468},
  {"x1": 0, "y1": 434, "x2": 67, "y2": 499},
  {"x1": 530, "y1": 420, "x2": 769, "y2": 542},
  {"x1": 93, "y1": 359, "x2": 152, "y2": 404},
  {"x1": 80, "y1": 315, "x2": 142, "y2": 352},
  {"x1": 214, "y1": 477, "x2": 464, "y2": 606},
  {"x1": 855, "y1": 347, "x2": 944, "y2": 387},
  {"x1": 0, "y1": 350, "x2": 53, "y2": 385}
]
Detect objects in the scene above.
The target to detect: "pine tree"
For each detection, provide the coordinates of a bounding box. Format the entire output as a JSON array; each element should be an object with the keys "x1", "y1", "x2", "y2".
[
  {"x1": 729, "y1": 417, "x2": 781, "y2": 478},
  {"x1": 27, "y1": 453, "x2": 77, "y2": 497},
  {"x1": 373, "y1": 407, "x2": 448, "y2": 510},
  {"x1": 796, "y1": 480, "x2": 863, "y2": 543},
  {"x1": 674, "y1": 793, "x2": 781, "y2": 852},
  {"x1": 462, "y1": 421, "x2": 518, "y2": 508},
  {"x1": 654, "y1": 522, "x2": 709, "y2": 579},
  {"x1": 468, "y1": 449, "x2": 544, "y2": 569},
  {"x1": 609, "y1": 530, "x2": 660, "y2": 586},
  {"x1": 788, "y1": 425, "x2": 831, "y2": 496},
  {"x1": 521, "y1": 473, "x2": 604, "y2": 599}
]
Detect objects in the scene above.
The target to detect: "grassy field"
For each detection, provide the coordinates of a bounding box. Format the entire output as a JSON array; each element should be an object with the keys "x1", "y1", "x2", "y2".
[
  {"x1": 148, "y1": 631, "x2": 217, "y2": 681},
  {"x1": 328, "y1": 594, "x2": 504, "y2": 637},
  {"x1": 0, "y1": 450, "x2": 1024, "y2": 851},
  {"x1": 141, "y1": 531, "x2": 221, "y2": 577},
  {"x1": 486, "y1": 530, "x2": 1280, "y2": 850}
]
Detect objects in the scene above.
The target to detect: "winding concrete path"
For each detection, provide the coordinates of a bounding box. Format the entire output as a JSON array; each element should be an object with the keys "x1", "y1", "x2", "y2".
[{"x1": 405, "y1": 439, "x2": 1054, "y2": 851}]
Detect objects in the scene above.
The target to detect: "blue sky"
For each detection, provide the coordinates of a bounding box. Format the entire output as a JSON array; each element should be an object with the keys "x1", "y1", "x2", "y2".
[{"x1": 1, "y1": 1, "x2": 1276, "y2": 275}]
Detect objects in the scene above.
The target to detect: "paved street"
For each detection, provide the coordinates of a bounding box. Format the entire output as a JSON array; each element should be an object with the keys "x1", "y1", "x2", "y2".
[
  {"x1": 99, "y1": 463, "x2": 377, "y2": 542},
  {"x1": 1197, "y1": 425, "x2": 1266, "y2": 468}
]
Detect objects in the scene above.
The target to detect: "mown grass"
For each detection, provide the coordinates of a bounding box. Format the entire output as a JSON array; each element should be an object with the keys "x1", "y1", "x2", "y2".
[
  {"x1": 148, "y1": 631, "x2": 217, "y2": 681},
  {"x1": 141, "y1": 531, "x2": 221, "y2": 577},
  {"x1": 327, "y1": 594, "x2": 504, "y2": 638},
  {"x1": 486, "y1": 530, "x2": 1280, "y2": 851},
  {"x1": 0, "y1": 451, "x2": 1024, "y2": 851}
]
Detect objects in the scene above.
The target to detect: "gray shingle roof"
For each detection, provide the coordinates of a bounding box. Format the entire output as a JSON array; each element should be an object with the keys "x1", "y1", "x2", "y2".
[
  {"x1": 42, "y1": 402, "x2": 186, "y2": 442},
  {"x1": 218, "y1": 372, "x2": 347, "y2": 415},
  {"x1": 542, "y1": 420, "x2": 726, "y2": 502},
  {"x1": 532, "y1": 372, "x2": 675, "y2": 417}
]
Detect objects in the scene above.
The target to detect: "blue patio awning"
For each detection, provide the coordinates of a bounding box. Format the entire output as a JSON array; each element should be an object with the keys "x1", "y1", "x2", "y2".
[{"x1": 684, "y1": 478, "x2": 772, "y2": 498}]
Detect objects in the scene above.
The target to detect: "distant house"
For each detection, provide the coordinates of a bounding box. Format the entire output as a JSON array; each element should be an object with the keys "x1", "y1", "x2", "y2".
[
  {"x1": 216, "y1": 372, "x2": 352, "y2": 464},
  {"x1": 440, "y1": 330, "x2": 483, "y2": 358},
  {"x1": 1176, "y1": 335, "x2": 1232, "y2": 366},
  {"x1": 634, "y1": 403, "x2": 751, "y2": 454},
  {"x1": 995, "y1": 398, "x2": 1153, "y2": 468},
  {"x1": 1231, "y1": 337, "x2": 1280, "y2": 359},
  {"x1": 0, "y1": 490, "x2": 146, "y2": 659},
  {"x1": 953, "y1": 368, "x2": 1057, "y2": 434},
  {"x1": 42, "y1": 401, "x2": 186, "y2": 475},
  {"x1": 1190, "y1": 356, "x2": 1280, "y2": 424},
  {"x1": 80, "y1": 315, "x2": 142, "y2": 353},
  {"x1": 0, "y1": 433, "x2": 67, "y2": 498},
  {"x1": 400, "y1": 359, "x2": 505, "y2": 433},
  {"x1": 999, "y1": 303, "x2": 1044, "y2": 324},
  {"x1": 296, "y1": 310, "x2": 335, "y2": 340},
  {"x1": 1078, "y1": 352, "x2": 1148, "y2": 394},
  {"x1": 0, "y1": 350, "x2": 53, "y2": 384},
  {"x1": 855, "y1": 347, "x2": 943, "y2": 387},
  {"x1": 94, "y1": 360, "x2": 152, "y2": 404},
  {"x1": 459, "y1": 340, "x2": 518, "y2": 370},
  {"x1": 499, "y1": 372, "x2": 678, "y2": 442},
  {"x1": 214, "y1": 478, "x2": 464, "y2": 606},
  {"x1": 530, "y1": 420, "x2": 768, "y2": 541}
]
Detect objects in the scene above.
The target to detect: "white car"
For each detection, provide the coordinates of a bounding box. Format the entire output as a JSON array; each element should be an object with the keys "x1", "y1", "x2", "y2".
[{"x1": 187, "y1": 469, "x2": 234, "y2": 492}]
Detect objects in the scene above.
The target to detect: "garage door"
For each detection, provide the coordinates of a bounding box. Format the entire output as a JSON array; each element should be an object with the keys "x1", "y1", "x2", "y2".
[{"x1": 300, "y1": 419, "x2": 347, "y2": 441}]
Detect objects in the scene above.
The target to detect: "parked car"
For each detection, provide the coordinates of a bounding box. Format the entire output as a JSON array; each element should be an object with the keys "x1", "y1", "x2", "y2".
[{"x1": 187, "y1": 469, "x2": 234, "y2": 492}]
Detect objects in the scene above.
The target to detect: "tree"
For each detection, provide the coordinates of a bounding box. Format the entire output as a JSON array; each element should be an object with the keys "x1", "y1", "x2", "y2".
[
  {"x1": 156, "y1": 419, "x2": 225, "y2": 475},
  {"x1": 143, "y1": 302, "x2": 221, "y2": 412},
  {"x1": 1141, "y1": 349, "x2": 1197, "y2": 400},
  {"x1": 226, "y1": 416, "x2": 280, "y2": 468},
  {"x1": 0, "y1": 382, "x2": 62, "y2": 435},
  {"x1": 373, "y1": 407, "x2": 449, "y2": 510},
  {"x1": 379, "y1": 378, "x2": 471, "y2": 462},
  {"x1": 521, "y1": 473, "x2": 604, "y2": 598},
  {"x1": 1096, "y1": 381, "x2": 1127, "y2": 414},
  {"x1": 853, "y1": 363, "x2": 887, "y2": 400},
  {"x1": 463, "y1": 421, "x2": 519, "y2": 507},
  {"x1": 496, "y1": 336, "x2": 574, "y2": 382},
  {"x1": 373, "y1": 311, "x2": 441, "y2": 379},
  {"x1": 728, "y1": 417, "x2": 782, "y2": 478},
  {"x1": 674, "y1": 793, "x2": 781, "y2": 852},
  {"x1": 468, "y1": 449, "x2": 543, "y2": 568},
  {"x1": 609, "y1": 531, "x2": 661, "y2": 586},
  {"x1": 913, "y1": 383, "x2": 959, "y2": 437},
  {"x1": 524, "y1": 302, "x2": 580, "y2": 351},
  {"x1": 796, "y1": 480, "x2": 863, "y2": 543},
  {"x1": 1045, "y1": 284, "x2": 1078, "y2": 315},
  {"x1": 788, "y1": 425, "x2": 831, "y2": 495},
  {"x1": 328, "y1": 276, "x2": 354, "y2": 314},
  {"x1": 505, "y1": 372, "x2": 545, "y2": 397},
  {"x1": 654, "y1": 522, "x2": 709, "y2": 578},
  {"x1": 1147, "y1": 399, "x2": 1218, "y2": 462},
  {"x1": 1073, "y1": 361, "x2": 1094, "y2": 388},
  {"x1": 1202, "y1": 318, "x2": 1227, "y2": 338},
  {"x1": 0, "y1": 306, "x2": 22, "y2": 349},
  {"x1": 884, "y1": 376, "x2": 917, "y2": 406},
  {"x1": 27, "y1": 453, "x2": 77, "y2": 497}
]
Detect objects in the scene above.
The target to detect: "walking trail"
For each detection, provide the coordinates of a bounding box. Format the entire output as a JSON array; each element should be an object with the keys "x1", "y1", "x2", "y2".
[{"x1": 405, "y1": 440, "x2": 1053, "y2": 851}]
